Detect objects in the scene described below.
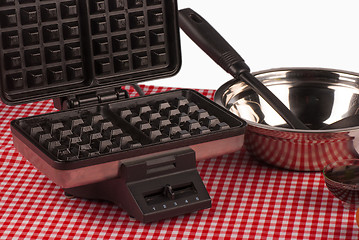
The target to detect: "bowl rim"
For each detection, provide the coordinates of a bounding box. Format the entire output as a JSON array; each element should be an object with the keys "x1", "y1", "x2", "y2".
[{"x1": 214, "y1": 67, "x2": 359, "y2": 133}]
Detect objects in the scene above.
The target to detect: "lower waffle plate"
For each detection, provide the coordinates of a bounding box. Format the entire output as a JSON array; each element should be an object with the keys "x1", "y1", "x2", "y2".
[{"x1": 11, "y1": 89, "x2": 246, "y2": 188}]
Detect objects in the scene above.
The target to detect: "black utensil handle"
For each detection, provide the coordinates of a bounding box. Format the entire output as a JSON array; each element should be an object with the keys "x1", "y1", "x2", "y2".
[
  {"x1": 239, "y1": 71, "x2": 308, "y2": 129},
  {"x1": 321, "y1": 115, "x2": 359, "y2": 130},
  {"x1": 179, "y1": 8, "x2": 309, "y2": 130},
  {"x1": 178, "y1": 8, "x2": 250, "y2": 77}
]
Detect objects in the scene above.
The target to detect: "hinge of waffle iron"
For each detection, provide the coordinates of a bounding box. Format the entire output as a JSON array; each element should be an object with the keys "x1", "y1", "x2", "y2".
[{"x1": 53, "y1": 87, "x2": 129, "y2": 110}]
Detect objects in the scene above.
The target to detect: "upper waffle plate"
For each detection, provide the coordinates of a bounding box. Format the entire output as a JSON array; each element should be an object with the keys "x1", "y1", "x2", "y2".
[{"x1": 0, "y1": 0, "x2": 181, "y2": 104}]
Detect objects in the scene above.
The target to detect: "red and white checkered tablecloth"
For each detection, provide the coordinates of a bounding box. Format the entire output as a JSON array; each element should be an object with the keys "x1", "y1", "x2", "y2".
[{"x1": 1, "y1": 85, "x2": 358, "y2": 239}]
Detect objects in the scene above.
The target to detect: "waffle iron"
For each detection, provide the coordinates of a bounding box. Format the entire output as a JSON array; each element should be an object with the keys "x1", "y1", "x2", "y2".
[{"x1": 1, "y1": 0, "x2": 247, "y2": 222}]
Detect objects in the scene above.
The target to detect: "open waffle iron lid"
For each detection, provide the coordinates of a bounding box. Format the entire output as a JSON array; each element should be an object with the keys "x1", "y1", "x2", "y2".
[{"x1": 0, "y1": 0, "x2": 181, "y2": 105}]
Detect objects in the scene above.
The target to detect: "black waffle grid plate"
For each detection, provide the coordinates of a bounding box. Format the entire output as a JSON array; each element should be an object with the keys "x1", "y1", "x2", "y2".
[
  {"x1": 0, "y1": 0, "x2": 180, "y2": 104},
  {"x1": 11, "y1": 89, "x2": 246, "y2": 169}
]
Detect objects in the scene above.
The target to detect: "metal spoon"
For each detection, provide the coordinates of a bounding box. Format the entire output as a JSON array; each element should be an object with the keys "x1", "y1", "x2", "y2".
[{"x1": 178, "y1": 8, "x2": 309, "y2": 130}]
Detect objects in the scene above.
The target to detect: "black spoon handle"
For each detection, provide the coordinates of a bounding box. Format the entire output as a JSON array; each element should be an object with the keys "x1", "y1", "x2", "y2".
[
  {"x1": 179, "y1": 8, "x2": 309, "y2": 130},
  {"x1": 321, "y1": 115, "x2": 359, "y2": 130}
]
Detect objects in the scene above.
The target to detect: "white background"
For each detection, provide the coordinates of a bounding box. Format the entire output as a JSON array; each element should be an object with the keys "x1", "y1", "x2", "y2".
[{"x1": 145, "y1": 0, "x2": 359, "y2": 90}]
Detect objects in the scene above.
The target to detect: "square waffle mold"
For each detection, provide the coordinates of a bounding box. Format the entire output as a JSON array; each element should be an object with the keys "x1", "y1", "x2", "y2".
[
  {"x1": 0, "y1": 0, "x2": 180, "y2": 104},
  {"x1": 11, "y1": 89, "x2": 246, "y2": 173}
]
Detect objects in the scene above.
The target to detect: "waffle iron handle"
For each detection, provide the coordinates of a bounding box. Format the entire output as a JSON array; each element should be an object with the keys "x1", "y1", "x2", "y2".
[{"x1": 178, "y1": 8, "x2": 309, "y2": 130}]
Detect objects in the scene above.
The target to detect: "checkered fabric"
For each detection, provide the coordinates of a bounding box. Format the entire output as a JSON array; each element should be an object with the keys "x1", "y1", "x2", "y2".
[{"x1": 1, "y1": 85, "x2": 358, "y2": 239}]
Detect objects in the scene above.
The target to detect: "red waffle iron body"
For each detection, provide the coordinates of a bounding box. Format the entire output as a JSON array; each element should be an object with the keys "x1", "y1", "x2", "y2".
[{"x1": 0, "y1": 0, "x2": 246, "y2": 223}]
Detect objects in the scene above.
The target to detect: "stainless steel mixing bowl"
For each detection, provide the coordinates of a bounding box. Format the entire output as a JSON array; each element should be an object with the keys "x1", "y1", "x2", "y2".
[{"x1": 214, "y1": 68, "x2": 359, "y2": 171}]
